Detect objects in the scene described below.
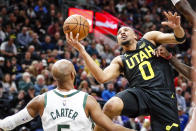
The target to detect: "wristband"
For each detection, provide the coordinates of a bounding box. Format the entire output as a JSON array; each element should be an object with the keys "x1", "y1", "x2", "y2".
[
  {"x1": 166, "y1": 53, "x2": 173, "y2": 60},
  {"x1": 174, "y1": 34, "x2": 186, "y2": 42}
]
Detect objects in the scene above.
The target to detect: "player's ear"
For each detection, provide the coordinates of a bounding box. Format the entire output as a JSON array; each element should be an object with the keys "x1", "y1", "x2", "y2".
[{"x1": 71, "y1": 71, "x2": 76, "y2": 81}]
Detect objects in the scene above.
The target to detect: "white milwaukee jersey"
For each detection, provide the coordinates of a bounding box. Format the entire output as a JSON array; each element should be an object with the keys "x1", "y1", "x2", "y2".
[{"x1": 41, "y1": 89, "x2": 92, "y2": 131}]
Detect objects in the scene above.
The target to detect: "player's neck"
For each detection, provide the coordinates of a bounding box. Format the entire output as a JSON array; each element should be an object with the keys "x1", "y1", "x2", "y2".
[
  {"x1": 123, "y1": 40, "x2": 137, "y2": 51},
  {"x1": 56, "y1": 81, "x2": 75, "y2": 92}
]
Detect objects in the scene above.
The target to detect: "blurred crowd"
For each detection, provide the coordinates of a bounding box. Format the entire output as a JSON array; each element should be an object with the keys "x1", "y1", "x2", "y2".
[{"x1": 0, "y1": 0, "x2": 194, "y2": 131}]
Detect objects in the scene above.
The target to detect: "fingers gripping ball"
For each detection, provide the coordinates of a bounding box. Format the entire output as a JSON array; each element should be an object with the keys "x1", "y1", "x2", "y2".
[{"x1": 63, "y1": 14, "x2": 90, "y2": 40}]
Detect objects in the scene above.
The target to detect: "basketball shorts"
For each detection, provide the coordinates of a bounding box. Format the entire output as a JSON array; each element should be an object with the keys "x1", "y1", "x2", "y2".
[{"x1": 116, "y1": 87, "x2": 181, "y2": 131}]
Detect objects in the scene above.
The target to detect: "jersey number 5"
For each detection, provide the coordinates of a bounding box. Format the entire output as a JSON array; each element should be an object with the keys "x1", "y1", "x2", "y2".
[
  {"x1": 57, "y1": 124, "x2": 70, "y2": 131},
  {"x1": 139, "y1": 61, "x2": 155, "y2": 80}
]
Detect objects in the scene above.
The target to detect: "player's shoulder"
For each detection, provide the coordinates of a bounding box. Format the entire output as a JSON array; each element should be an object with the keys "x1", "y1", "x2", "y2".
[
  {"x1": 32, "y1": 93, "x2": 45, "y2": 104},
  {"x1": 143, "y1": 31, "x2": 163, "y2": 45}
]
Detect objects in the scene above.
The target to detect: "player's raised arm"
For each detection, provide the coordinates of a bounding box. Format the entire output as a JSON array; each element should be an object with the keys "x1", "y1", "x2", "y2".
[
  {"x1": 143, "y1": 11, "x2": 185, "y2": 45},
  {"x1": 85, "y1": 95, "x2": 134, "y2": 131},
  {"x1": 172, "y1": 0, "x2": 196, "y2": 25},
  {"x1": 0, "y1": 95, "x2": 44, "y2": 130},
  {"x1": 66, "y1": 32, "x2": 121, "y2": 83}
]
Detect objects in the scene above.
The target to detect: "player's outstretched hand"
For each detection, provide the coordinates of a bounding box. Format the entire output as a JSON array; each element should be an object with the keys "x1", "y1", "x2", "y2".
[
  {"x1": 154, "y1": 45, "x2": 171, "y2": 60},
  {"x1": 66, "y1": 32, "x2": 85, "y2": 51},
  {"x1": 162, "y1": 11, "x2": 181, "y2": 29}
]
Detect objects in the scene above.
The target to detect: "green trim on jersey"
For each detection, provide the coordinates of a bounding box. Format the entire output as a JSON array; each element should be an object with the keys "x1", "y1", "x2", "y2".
[
  {"x1": 83, "y1": 93, "x2": 88, "y2": 110},
  {"x1": 44, "y1": 93, "x2": 47, "y2": 108},
  {"x1": 53, "y1": 90, "x2": 80, "y2": 98}
]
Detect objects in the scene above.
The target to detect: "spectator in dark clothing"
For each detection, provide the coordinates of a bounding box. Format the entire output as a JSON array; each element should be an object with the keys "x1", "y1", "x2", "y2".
[
  {"x1": 27, "y1": 45, "x2": 39, "y2": 60},
  {"x1": 29, "y1": 32, "x2": 42, "y2": 51},
  {"x1": 33, "y1": 20, "x2": 46, "y2": 41},
  {"x1": 86, "y1": 42, "x2": 99, "y2": 56},
  {"x1": 41, "y1": 35, "x2": 55, "y2": 51},
  {"x1": 17, "y1": 27, "x2": 32, "y2": 48},
  {"x1": 52, "y1": 31, "x2": 60, "y2": 44},
  {"x1": 3, "y1": 59, "x2": 14, "y2": 74},
  {"x1": 0, "y1": 82, "x2": 11, "y2": 118},
  {"x1": 21, "y1": 52, "x2": 32, "y2": 70},
  {"x1": 24, "y1": 86, "x2": 35, "y2": 105},
  {"x1": 10, "y1": 90, "x2": 26, "y2": 113}
]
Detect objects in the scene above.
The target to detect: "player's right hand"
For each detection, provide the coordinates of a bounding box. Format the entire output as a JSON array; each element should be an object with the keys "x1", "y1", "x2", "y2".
[
  {"x1": 162, "y1": 11, "x2": 181, "y2": 30},
  {"x1": 66, "y1": 32, "x2": 85, "y2": 51}
]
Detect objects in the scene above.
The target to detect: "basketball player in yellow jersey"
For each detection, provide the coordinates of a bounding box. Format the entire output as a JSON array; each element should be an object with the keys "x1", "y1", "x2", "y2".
[
  {"x1": 66, "y1": 11, "x2": 185, "y2": 131},
  {"x1": 0, "y1": 59, "x2": 134, "y2": 131}
]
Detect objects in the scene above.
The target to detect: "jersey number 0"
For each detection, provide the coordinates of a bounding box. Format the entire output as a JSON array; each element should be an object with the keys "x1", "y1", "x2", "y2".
[{"x1": 139, "y1": 61, "x2": 155, "y2": 80}]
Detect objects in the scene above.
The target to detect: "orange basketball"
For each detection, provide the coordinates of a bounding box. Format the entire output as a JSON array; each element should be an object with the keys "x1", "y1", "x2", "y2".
[{"x1": 63, "y1": 14, "x2": 90, "y2": 41}]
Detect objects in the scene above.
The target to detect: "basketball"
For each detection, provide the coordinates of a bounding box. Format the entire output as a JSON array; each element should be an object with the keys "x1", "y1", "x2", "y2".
[{"x1": 63, "y1": 14, "x2": 90, "y2": 41}]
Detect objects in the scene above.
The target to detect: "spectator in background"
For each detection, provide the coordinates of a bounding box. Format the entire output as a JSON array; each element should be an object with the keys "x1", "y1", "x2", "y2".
[
  {"x1": 0, "y1": 82, "x2": 10, "y2": 118},
  {"x1": 17, "y1": 27, "x2": 32, "y2": 48},
  {"x1": 101, "y1": 82, "x2": 116, "y2": 101},
  {"x1": 34, "y1": 74, "x2": 47, "y2": 96},
  {"x1": 27, "y1": 7, "x2": 36, "y2": 19},
  {"x1": 78, "y1": 80, "x2": 91, "y2": 93},
  {"x1": 178, "y1": 105, "x2": 189, "y2": 131},
  {"x1": 11, "y1": 57, "x2": 22, "y2": 74},
  {"x1": 29, "y1": 33, "x2": 42, "y2": 52},
  {"x1": 34, "y1": 0, "x2": 48, "y2": 14},
  {"x1": 2, "y1": 73, "x2": 17, "y2": 93},
  {"x1": 176, "y1": 87, "x2": 187, "y2": 113},
  {"x1": 41, "y1": 35, "x2": 55, "y2": 51},
  {"x1": 52, "y1": 31, "x2": 60, "y2": 44},
  {"x1": 25, "y1": 86, "x2": 35, "y2": 104},
  {"x1": 116, "y1": 0, "x2": 126, "y2": 13},
  {"x1": 0, "y1": 35, "x2": 17, "y2": 58},
  {"x1": 3, "y1": 59, "x2": 14, "y2": 74},
  {"x1": 18, "y1": 72, "x2": 33, "y2": 92},
  {"x1": 21, "y1": 52, "x2": 32, "y2": 69},
  {"x1": 56, "y1": 39, "x2": 64, "y2": 56},
  {"x1": 34, "y1": 20, "x2": 46, "y2": 41},
  {"x1": 86, "y1": 42, "x2": 99, "y2": 56},
  {"x1": 11, "y1": 90, "x2": 26, "y2": 113}
]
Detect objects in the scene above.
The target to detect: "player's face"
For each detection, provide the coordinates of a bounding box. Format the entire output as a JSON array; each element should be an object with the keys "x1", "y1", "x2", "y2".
[{"x1": 117, "y1": 27, "x2": 136, "y2": 46}]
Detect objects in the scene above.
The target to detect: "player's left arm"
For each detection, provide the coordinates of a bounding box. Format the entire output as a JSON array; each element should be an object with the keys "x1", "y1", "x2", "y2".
[
  {"x1": 0, "y1": 95, "x2": 44, "y2": 130},
  {"x1": 143, "y1": 11, "x2": 185, "y2": 45},
  {"x1": 155, "y1": 45, "x2": 192, "y2": 81}
]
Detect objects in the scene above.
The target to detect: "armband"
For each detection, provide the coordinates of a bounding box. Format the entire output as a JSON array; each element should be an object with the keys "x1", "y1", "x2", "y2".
[
  {"x1": 171, "y1": 0, "x2": 180, "y2": 5},
  {"x1": 165, "y1": 53, "x2": 173, "y2": 60},
  {"x1": 0, "y1": 108, "x2": 33, "y2": 130},
  {"x1": 174, "y1": 34, "x2": 186, "y2": 42}
]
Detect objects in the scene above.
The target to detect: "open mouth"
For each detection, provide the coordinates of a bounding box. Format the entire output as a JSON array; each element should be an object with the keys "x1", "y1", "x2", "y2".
[{"x1": 121, "y1": 35, "x2": 127, "y2": 40}]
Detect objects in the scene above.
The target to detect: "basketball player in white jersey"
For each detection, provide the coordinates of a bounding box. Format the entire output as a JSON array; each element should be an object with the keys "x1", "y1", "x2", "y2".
[{"x1": 0, "y1": 59, "x2": 134, "y2": 131}]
